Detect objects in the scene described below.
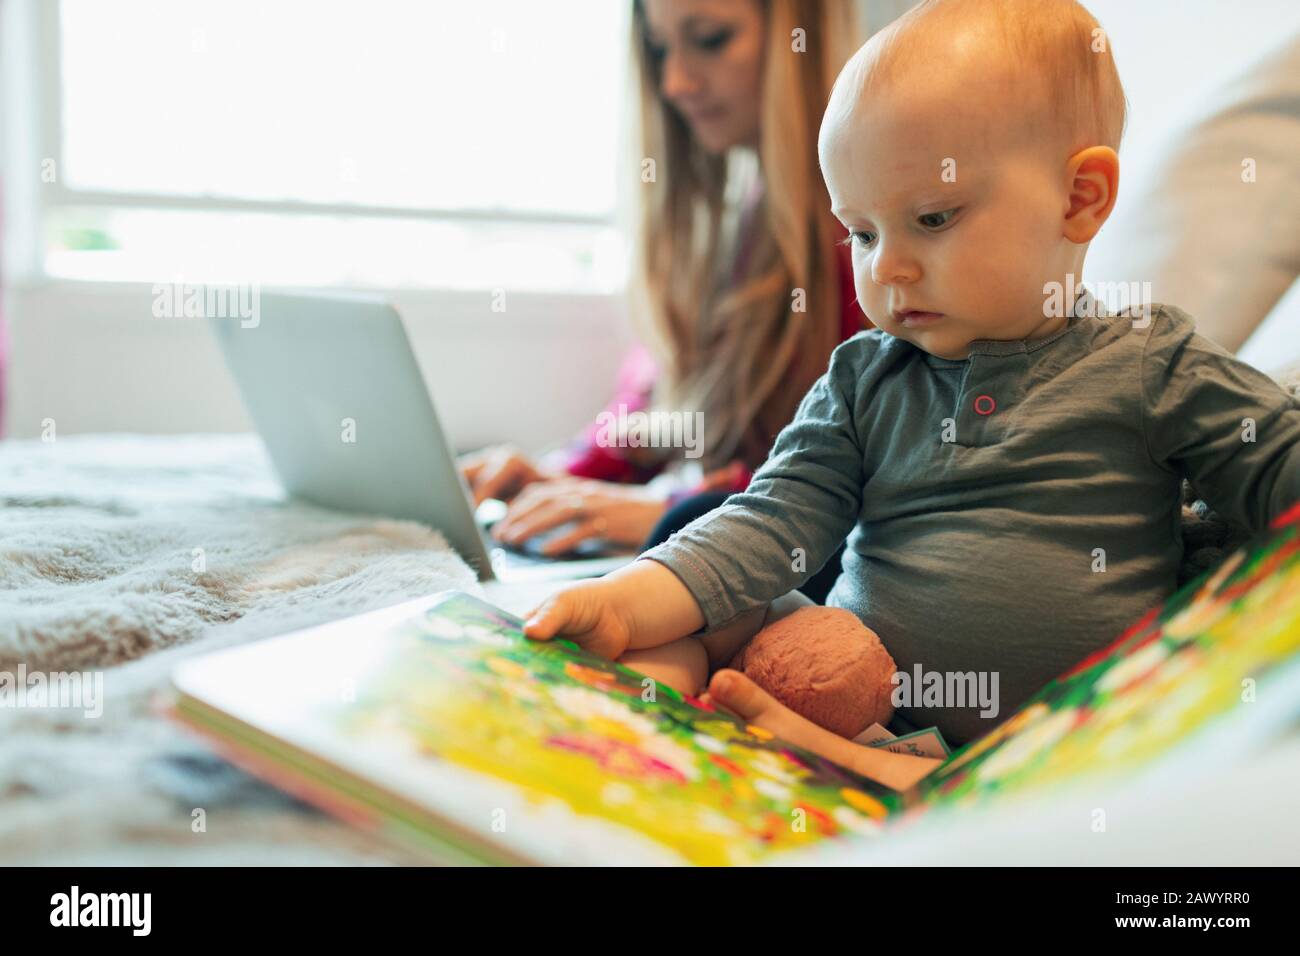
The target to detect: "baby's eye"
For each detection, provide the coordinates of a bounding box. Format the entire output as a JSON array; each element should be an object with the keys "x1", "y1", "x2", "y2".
[
  {"x1": 848, "y1": 231, "x2": 877, "y2": 248},
  {"x1": 918, "y1": 209, "x2": 957, "y2": 230}
]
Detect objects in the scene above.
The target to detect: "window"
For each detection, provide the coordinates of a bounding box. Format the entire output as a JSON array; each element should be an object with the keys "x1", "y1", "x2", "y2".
[{"x1": 41, "y1": 0, "x2": 630, "y2": 290}]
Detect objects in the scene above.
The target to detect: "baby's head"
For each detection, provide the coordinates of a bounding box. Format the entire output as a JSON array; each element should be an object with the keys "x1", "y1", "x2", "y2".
[{"x1": 819, "y1": 0, "x2": 1126, "y2": 359}]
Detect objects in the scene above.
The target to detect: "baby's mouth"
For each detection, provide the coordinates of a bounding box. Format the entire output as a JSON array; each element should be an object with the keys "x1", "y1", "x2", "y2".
[{"x1": 893, "y1": 309, "x2": 945, "y2": 327}]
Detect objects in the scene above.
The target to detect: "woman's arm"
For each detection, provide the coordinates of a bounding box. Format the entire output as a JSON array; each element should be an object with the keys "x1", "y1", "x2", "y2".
[{"x1": 494, "y1": 351, "x2": 751, "y2": 554}]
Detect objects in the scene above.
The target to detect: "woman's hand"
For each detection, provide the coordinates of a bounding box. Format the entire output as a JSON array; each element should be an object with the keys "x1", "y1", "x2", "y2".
[
  {"x1": 458, "y1": 444, "x2": 555, "y2": 505},
  {"x1": 702, "y1": 670, "x2": 941, "y2": 791},
  {"x1": 492, "y1": 478, "x2": 669, "y2": 555}
]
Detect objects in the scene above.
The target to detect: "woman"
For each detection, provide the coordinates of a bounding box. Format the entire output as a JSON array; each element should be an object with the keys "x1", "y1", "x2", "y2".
[{"x1": 461, "y1": 0, "x2": 865, "y2": 595}]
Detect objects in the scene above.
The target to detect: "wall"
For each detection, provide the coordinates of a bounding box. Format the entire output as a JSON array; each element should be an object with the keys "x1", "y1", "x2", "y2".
[{"x1": 2, "y1": 281, "x2": 631, "y2": 453}]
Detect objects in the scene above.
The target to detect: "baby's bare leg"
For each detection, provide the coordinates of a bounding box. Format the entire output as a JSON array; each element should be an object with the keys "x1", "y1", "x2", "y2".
[
  {"x1": 620, "y1": 608, "x2": 764, "y2": 697},
  {"x1": 620, "y1": 591, "x2": 814, "y2": 696},
  {"x1": 619, "y1": 639, "x2": 710, "y2": 698}
]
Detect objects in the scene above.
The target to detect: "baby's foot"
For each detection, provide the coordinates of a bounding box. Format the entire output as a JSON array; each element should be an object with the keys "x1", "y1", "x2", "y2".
[{"x1": 703, "y1": 669, "x2": 824, "y2": 746}]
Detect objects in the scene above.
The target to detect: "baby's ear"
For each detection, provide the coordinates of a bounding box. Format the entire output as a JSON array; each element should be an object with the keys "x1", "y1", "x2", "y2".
[{"x1": 1063, "y1": 146, "x2": 1120, "y2": 244}]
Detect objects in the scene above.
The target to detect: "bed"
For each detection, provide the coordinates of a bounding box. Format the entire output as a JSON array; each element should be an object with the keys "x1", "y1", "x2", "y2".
[{"x1": 0, "y1": 434, "x2": 482, "y2": 864}]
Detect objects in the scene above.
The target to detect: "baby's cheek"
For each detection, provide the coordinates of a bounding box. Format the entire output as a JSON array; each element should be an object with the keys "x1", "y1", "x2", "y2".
[
  {"x1": 847, "y1": 254, "x2": 889, "y2": 310},
  {"x1": 949, "y1": 239, "x2": 1023, "y2": 315},
  {"x1": 853, "y1": 268, "x2": 884, "y2": 324}
]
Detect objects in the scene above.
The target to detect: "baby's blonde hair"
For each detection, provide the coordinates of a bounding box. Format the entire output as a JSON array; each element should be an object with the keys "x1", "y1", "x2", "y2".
[{"x1": 828, "y1": 0, "x2": 1127, "y2": 155}]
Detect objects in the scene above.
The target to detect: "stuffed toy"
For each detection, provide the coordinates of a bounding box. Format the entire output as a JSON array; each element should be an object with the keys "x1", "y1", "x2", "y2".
[{"x1": 727, "y1": 606, "x2": 896, "y2": 739}]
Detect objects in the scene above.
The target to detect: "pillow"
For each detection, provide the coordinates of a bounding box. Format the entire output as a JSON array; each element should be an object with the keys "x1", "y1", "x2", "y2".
[{"x1": 1089, "y1": 35, "x2": 1300, "y2": 354}]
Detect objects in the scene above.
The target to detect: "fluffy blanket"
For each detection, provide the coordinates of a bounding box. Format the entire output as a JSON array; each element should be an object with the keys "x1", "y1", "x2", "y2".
[{"x1": 0, "y1": 435, "x2": 479, "y2": 864}]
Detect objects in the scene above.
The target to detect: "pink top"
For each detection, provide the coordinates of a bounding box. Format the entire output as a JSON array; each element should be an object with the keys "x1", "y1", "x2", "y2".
[{"x1": 560, "y1": 238, "x2": 867, "y2": 499}]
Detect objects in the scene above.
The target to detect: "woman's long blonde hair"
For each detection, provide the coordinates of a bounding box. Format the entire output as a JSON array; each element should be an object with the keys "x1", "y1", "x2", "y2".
[{"x1": 629, "y1": 0, "x2": 861, "y2": 471}]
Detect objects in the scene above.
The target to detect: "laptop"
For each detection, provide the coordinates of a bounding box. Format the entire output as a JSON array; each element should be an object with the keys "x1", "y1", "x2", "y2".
[{"x1": 209, "y1": 291, "x2": 635, "y2": 582}]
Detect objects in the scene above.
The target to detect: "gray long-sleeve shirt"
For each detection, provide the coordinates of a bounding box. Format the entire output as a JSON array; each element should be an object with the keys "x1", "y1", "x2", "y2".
[{"x1": 642, "y1": 304, "x2": 1300, "y2": 746}]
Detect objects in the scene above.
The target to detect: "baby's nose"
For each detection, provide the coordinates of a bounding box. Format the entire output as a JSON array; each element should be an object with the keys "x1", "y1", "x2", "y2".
[{"x1": 870, "y1": 241, "x2": 921, "y2": 285}]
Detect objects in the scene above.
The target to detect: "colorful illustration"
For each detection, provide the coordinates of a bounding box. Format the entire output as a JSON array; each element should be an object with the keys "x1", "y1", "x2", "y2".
[
  {"x1": 334, "y1": 593, "x2": 901, "y2": 866},
  {"x1": 172, "y1": 503, "x2": 1300, "y2": 864},
  {"x1": 917, "y1": 502, "x2": 1300, "y2": 808}
]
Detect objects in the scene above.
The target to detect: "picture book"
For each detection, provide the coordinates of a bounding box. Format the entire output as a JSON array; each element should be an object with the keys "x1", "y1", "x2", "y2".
[
  {"x1": 168, "y1": 502, "x2": 1300, "y2": 865},
  {"x1": 170, "y1": 591, "x2": 904, "y2": 866}
]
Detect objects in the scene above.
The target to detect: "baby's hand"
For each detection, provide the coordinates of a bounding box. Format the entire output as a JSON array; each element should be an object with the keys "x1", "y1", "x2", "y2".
[
  {"x1": 523, "y1": 560, "x2": 707, "y2": 660},
  {"x1": 523, "y1": 580, "x2": 634, "y2": 660}
]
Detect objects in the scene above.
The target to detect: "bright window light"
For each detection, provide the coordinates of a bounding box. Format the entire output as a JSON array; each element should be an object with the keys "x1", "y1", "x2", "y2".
[{"x1": 50, "y1": 0, "x2": 629, "y2": 289}]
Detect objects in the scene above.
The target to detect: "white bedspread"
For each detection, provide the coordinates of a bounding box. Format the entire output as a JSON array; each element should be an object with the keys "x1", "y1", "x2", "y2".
[{"x1": 0, "y1": 434, "x2": 480, "y2": 864}]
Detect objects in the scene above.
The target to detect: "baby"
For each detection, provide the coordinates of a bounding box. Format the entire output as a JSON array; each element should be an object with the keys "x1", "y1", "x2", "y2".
[{"x1": 524, "y1": 0, "x2": 1300, "y2": 775}]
